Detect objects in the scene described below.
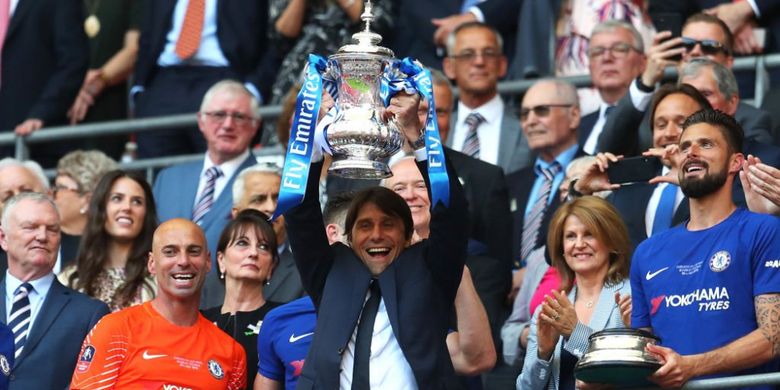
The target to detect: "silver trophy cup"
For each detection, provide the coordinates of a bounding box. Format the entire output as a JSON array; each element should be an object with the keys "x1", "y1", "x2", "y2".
[{"x1": 323, "y1": 1, "x2": 404, "y2": 179}]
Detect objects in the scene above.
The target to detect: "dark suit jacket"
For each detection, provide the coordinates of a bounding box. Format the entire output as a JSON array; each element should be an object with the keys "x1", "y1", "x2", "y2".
[
  {"x1": 0, "y1": 278, "x2": 109, "y2": 389},
  {"x1": 153, "y1": 154, "x2": 256, "y2": 309},
  {"x1": 0, "y1": 0, "x2": 87, "y2": 131},
  {"x1": 607, "y1": 182, "x2": 690, "y2": 249},
  {"x1": 599, "y1": 87, "x2": 774, "y2": 156},
  {"x1": 134, "y1": 0, "x2": 274, "y2": 98},
  {"x1": 264, "y1": 246, "x2": 305, "y2": 304},
  {"x1": 577, "y1": 111, "x2": 599, "y2": 150},
  {"x1": 286, "y1": 156, "x2": 468, "y2": 390},
  {"x1": 507, "y1": 149, "x2": 587, "y2": 267}
]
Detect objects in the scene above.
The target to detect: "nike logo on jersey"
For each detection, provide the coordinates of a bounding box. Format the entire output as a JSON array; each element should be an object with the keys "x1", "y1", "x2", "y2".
[
  {"x1": 289, "y1": 332, "x2": 314, "y2": 343},
  {"x1": 142, "y1": 351, "x2": 167, "y2": 360},
  {"x1": 646, "y1": 267, "x2": 669, "y2": 280}
]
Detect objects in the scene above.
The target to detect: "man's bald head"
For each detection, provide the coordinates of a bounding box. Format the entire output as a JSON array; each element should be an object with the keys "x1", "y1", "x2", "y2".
[{"x1": 152, "y1": 218, "x2": 207, "y2": 252}]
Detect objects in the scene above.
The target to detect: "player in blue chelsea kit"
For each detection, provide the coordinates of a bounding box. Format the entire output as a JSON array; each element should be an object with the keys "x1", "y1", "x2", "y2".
[
  {"x1": 255, "y1": 296, "x2": 316, "y2": 389},
  {"x1": 630, "y1": 110, "x2": 780, "y2": 389}
]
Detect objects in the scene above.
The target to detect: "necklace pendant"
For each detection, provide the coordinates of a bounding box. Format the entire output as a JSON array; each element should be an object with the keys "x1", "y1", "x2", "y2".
[
  {"x1": 586, "y1": 300, "x2": 594, "y2": 308},
  {"x1": 84, "y1": 14, "x2": 101, "y2": 38}
]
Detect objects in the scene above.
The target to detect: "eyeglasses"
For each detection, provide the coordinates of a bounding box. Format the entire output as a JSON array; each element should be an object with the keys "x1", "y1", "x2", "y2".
[
  {"x1": 52, "y1": 184, "x2": 81, "y2": 196},
  {"x1": 680, "y1": 37, "x2": 729, "y2": 55},
  {"x1": 587, "y1": 42, "x2": 640, "y2": 59},
  {"x1": 450, "y1": 49, "x2": 502, "y2": 62},
  {"x1": 519, "y1": 104, "x2": 573, "y2": 121},
  {"x1": 202, "y1": 111, "x2": 256, "y2": 126}
]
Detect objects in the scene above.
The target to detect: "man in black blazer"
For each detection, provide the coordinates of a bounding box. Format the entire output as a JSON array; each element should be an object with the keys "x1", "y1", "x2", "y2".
[
  {"x1": 598, "y1": 13, "x2": 774, "y2": 156},
  {"x1": 132, "y1": 0, "x2": 275, "y2": 158},
  {"x1": 507, "y1": 79, "x2": 584, "y2": 269},
  {"x1": 0, "y1": 0, "x2": 88, "y2": 167},
  {"x1": 285, "y1": 93, "x2": 469, "y2": 389},
  {"x1": 0, "y1": 192, "x2": 109, "y2": 389},
  {"x1": 577, "y1": 20, "x2": 647, "y2": 154}
]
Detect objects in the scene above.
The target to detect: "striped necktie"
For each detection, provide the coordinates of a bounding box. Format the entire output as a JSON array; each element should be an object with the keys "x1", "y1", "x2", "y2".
[
  {"x1": 175, "y1": 0, "x2": 205, "y2": 59},
  {"x1": 9, "y1": 283, "x2": 32, "y2": 359},
  {"x1": 462, "y1": 112, "x2": 485, "y2": 158},
  {"x1": 192, "y1": 166, "x2": 223, "y2": 224},
  {"x1": 520, "y1": 163, "x2": 562, "y2": 261}
]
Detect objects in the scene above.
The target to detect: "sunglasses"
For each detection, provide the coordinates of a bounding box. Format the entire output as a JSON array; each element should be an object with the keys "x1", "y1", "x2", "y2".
[
  {"x1": 519, "y1": 104, "x2": 573, "y2": 121},
  {"x1": 681, "y1": 37, "x2": 729, "y2": 56}
]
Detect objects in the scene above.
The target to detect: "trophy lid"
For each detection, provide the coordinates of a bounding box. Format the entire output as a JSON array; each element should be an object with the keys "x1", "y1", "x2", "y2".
[{"x1": 335, "y1": 1, "x2": 394, "y2": 57}]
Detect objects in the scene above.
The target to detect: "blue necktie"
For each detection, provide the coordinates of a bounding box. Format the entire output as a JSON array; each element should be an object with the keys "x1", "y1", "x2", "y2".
[{"x1": 652, "y1": 184, "x2": 678, "y2": 235}]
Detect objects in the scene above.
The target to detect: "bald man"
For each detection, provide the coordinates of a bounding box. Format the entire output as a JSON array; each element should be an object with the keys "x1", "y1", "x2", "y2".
[{"x1": 71, "y1": 219, "x2": 247, "y2": 390}]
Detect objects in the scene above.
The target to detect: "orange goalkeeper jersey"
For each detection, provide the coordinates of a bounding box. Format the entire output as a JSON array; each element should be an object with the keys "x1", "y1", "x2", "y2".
[{"x1": 70, "y1": 301, "x2": 246, "y2": 390}]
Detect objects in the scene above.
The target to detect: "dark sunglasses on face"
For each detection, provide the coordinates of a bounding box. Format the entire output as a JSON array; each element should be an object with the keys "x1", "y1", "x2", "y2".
[
  {"x1": 681, "y1": 37, "x2": 729, "y2": 56},
  {"x1": 519, "y1": 104, "x2": 573, "y2": 121}
]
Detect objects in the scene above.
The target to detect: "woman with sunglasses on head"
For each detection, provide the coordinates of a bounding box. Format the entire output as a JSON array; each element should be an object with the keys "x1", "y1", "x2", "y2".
[
  {"x1": 52, "y1": 150, "x2": 117, "y2": 269},
  {"x1": 59, "y1": 170, "x2": 157, "y2": 312},
  {"x1": 518, "y1": 196, "x2": 632, "y2": 390},
  {"x1": 202, "y1": 209, "x2": 283, "y2": 390}
]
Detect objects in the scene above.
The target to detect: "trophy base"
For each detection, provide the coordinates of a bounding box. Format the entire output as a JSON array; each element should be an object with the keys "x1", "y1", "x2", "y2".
[{"x1": 329, "y1": 158, "x2": 392, "y2": 179}]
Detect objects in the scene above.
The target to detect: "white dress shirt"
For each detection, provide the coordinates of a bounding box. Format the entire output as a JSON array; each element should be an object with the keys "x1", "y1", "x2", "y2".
[
  {"x1": 451, "y1": 95, "x2": 505, "y2": 166},
  {"x1": 339, "y1": 297, "x2": 417, "y2": 389},
  {"x1": 193, "y1": 149, "x2": 250, "y2": 210},
  {"x1": 583, "y1": 103, "x2": 614, "y2": 155},
  {"x1": 5, "y1": 271, "x2": 55, "y2": 332}
]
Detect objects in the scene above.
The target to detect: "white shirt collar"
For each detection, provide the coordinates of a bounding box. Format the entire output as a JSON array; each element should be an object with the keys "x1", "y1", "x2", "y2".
[
  {"x1": 201, "y1": 149, "x2": 250, "y2": 179},
  {"x1": 457, "y1": 94, "x2": 503, "y2": 128}
]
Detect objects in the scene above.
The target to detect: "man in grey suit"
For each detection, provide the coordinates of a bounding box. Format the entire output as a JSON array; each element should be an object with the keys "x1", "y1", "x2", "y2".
[
  {"x1": 0, "y1": 192, "x2": 109, "y2": 389},
  {"x1": 599, "y1": 13, "x2": 774, "y2": 156},
  {"x1": 443, "y1": 21, "x2": 532, "y2": 175},
  {"x1": 230, "y1": 163, "x2": 303, "y2": 304},
  {"x1": 153, "y1": 80, "x2": 260, "y2": 308}
]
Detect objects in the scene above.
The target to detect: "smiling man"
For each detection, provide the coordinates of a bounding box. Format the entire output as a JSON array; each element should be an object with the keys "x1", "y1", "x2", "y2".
[
  {"x1": 0, "y1": 192, "x2": 109, "y2": 389},
  {"x1": 284, "y1": 92, "x2": 468, "y2": 388},
  {"x1": 153, "y1": 79, "x2": 261, "y2": 308},
  {"x1": 70, "y1": 218, "x2": 247, "y2": 390},
  {"x1": 627, "y1": 110, "x2": 780, "y2": 389},
  {"x1": 443, "y1": 21, "x2": 532, "y2": 175}
]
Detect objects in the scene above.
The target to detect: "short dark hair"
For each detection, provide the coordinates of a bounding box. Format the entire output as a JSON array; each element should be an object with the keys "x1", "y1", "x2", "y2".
[
  {"x1": 323, "y1": 191, "x2": 356, "y2": 227},
  {"x1": 216, "y1": 209, "x2": 279, "y2": 284},
  {"x1": 684, "y1": 13, "x2": 734, "y2": 55},
  {"x1": 344, "y1": 187, "x2": 414, "y2": 243},
  {"x1": 649, "y1": 83, "x2": 712, "y2": 132},
  {"x1": 682, "y1": 109, "x2": 744, "y2": 155}
]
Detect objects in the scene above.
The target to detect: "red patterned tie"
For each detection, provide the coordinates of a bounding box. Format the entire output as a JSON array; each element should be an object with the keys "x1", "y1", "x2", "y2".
[{"x1": 175, "y1": 0, "x2": 205, "y2": 59}]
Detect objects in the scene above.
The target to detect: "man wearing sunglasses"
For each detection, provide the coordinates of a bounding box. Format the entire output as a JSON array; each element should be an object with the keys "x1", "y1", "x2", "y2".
[
  {"x1": 599, "y1": 13, "x2": 774, "y2": 157},
  {"x1": 507, "y1": 79, "x2": 585, "y2": 277},
  {"x1": 443, "y1": 22, "x2": 533, "y2": 176}
]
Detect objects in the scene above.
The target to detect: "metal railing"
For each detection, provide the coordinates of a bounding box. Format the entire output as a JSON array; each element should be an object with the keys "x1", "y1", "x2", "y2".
[{"x1": 3, "y1": 53, "x2": 780, "y2": 180}]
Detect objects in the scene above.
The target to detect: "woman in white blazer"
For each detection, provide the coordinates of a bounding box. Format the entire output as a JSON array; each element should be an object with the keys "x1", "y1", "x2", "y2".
[{"x1": 518, "y1": 196, "x2": 633, "y2": 390}]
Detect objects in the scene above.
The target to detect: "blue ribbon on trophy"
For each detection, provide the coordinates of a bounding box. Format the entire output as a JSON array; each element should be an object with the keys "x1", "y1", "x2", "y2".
[
  {"x1": 273, "y1": 54, "x2": 325, "y2": 220},
  {"x1": 391, "y1": 58, "x2": 450, "y2": 207}
]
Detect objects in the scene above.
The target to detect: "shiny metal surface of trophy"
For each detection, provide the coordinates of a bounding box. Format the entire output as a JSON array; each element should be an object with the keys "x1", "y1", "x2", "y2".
[{"x1": 324, "y1": 1, "x2": 404, "y2": 179}]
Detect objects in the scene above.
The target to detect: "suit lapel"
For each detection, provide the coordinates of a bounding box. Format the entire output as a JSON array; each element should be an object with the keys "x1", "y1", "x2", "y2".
[
  {"x1": 0, "y1": 279, "x2": 6, "y2": 324},
  {"x1": 575, "y1": 280, "x2": 624, "y2": 331},
  {"x1": 6, "y1": 0, "x2": 33, "y2": 40},
  {"x1": 15, "y1": 280, "x2": 71, "y2": 367},
  {"x1": 497, "y1": 113, "x2": 520, "y2": 171},
  {"x1": 377, "y1": 264, "x2": 399, "y2": 337}
]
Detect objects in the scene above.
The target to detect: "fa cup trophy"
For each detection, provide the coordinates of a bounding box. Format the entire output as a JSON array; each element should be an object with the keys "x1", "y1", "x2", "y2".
[{"x1": 322, "y1": 1, "x2": 404, "y2": 179}]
